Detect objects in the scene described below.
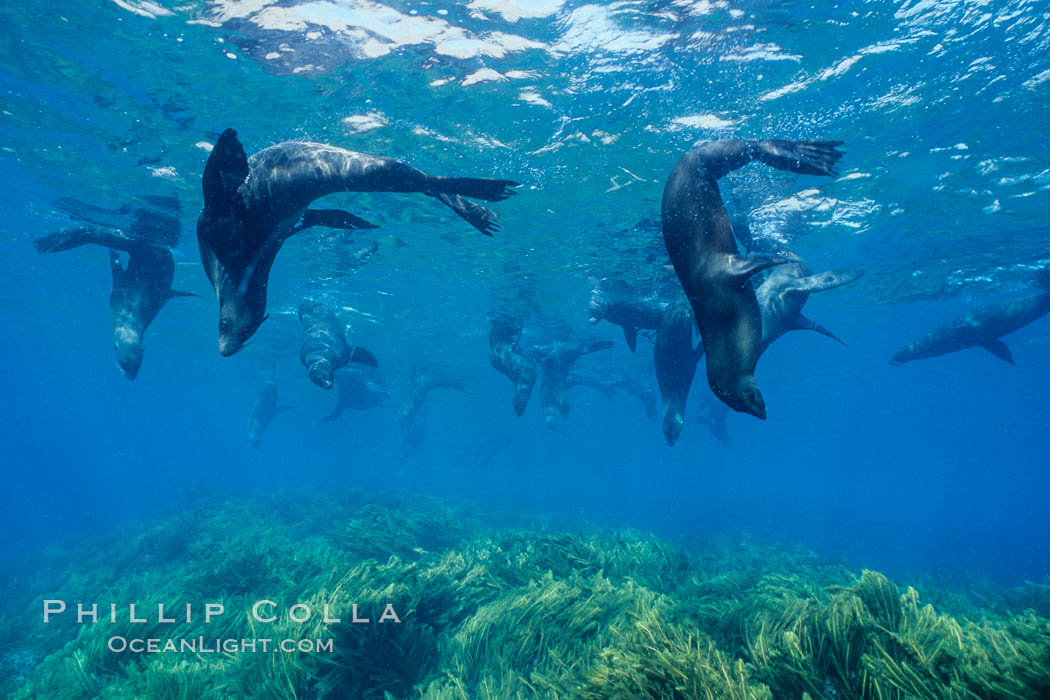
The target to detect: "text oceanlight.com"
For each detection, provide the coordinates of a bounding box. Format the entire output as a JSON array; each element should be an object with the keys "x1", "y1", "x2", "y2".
[
  {"x1": 108, "y1": 637, "x2": 335, "y2": 654},
  {"x1": 42, "y1": 599, "x2": 402, "y2": 654}
]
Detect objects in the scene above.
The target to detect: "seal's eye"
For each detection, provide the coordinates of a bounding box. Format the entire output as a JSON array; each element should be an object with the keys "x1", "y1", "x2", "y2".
[{"x1": 220, "y1": 320, "x2": 230, "y2": 335}]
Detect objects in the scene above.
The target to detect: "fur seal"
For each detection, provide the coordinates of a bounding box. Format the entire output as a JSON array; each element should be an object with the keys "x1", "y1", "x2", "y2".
[
  {"x1": 538, "y1": 338, "x2": 614, "y2": 429},
  {"x1": 696, "y1": 397, "x2": 733, "y2": 449},
  {"x1": 890, "y1": 268, "x2": 1050, "y2": 366},
  {"x1": 488, "y1": 315, "x2": 539, "y2": 417},
  {"x1": 247, "y1": 364, "x2": 292, "y2": 448},
  {"x1": 396, "y1": 366, "x2": 472, "y2": 423},
  {"x1": 198, "y1": 128, "x2": 519, "y2": 355},
  {"x1": 322, "y1": 370, "x2": 387, "y2": 422},
  {"x1": 588, "y1": 278, "x2": 667, "y2": 352},
  {"x1": 567, "y1": 370, "x2": 659, "y2": 423},
  {"x1": 653, "y1": 301, "x2": 705, "y2": 446},
  {"x1": 299, "y1": 301, "x2": 377, "y2": 389},
  {"x1": 33, "y1": 201, "x2": 194, "y2": 379},
  {"x1": 661, "y1": 139, "x2": 843, "y2": 418},
  {"x1": 755, "y1": 258, "x2": 863, "y2": 356}
]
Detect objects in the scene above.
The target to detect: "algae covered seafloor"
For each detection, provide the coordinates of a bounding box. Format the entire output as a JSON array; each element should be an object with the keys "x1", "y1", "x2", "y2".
[{"x1": 1, "y1": 491, "x2": 1048, "y2": 700}]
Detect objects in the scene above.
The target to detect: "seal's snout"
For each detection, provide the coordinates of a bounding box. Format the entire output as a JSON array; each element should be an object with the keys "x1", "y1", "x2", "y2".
[
  {"x1": 308, "y1": 360, "x2": 335, "y2": 389},
  {"x1": 733, "y1": 380, "x2": 767, "y2": 420},
  {"x1": 662, "y1": 410, "x2": 684, "y2": 446},
  {"x1": 114, "y1": 329, "x2": 143, "y2": 380},
  {"x1": 219, "y1": 335, "x2": 243, "y2": 356}
]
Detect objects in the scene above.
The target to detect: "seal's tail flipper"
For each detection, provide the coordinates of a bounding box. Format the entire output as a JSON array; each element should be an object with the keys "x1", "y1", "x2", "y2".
[
  {"x1": 441, "y1": 177, "x2": 520, "y2": 202},
  {"x1": 796, "y1": 315, "x2": 846, "y2": 345},
  {"x1": 793, "y1": 268, "x2": 865, "y2": 294},
  {"x1": 202, "y1": 128, "x2": 249, "y2": 210},
  {"x1": 982, "y1": 338, "x2": 1015, "y2": 364},
  {"x1": 725, "y1": 253, "x2": 797, "y2": 284},
  {"x1": 34, "y1": 226, "x2": 136, "y2": 254},
  {"x1": 349, "y1": 346, "x2": 379, "y2": 367},
  {"x1": 432, "y1": 193, "x2": 500, "y2": 236},
  {"x1": 293, "y1": 209, "x2": 379, "y2": 234}
]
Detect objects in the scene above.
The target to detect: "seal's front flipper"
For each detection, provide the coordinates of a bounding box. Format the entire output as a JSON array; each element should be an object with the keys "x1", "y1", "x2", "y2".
[
  {"x1": 796, "y1": 315, "x2": 845, "y2": 345},
  {"x1": 432, "y1": 193, "x2": 500, "y2": 236},
  {"x1": 51, "y1": 197, "x2": 126, "y2": 228},
  {"x1": 982, "y1": 338, "x2": 1014, "y2": 364},
  {"x1": 294, "y1": 209, "x2": 378, "y2": 233},
  {"x1": 725, "y1": 253, "x2": 795, "y2": 284},
  {"x1": 623, "y1": 326, "x2": 639, "y2": 353},
  {"x1": 441, "y1": 177, "x2": 520, "y2": 202},
  {"x1": 167, "y1": 290, "x2": 198, "y2": 299},
  {"x1": 793, "y1": 269, "x2": 864, "y2": 294},
  {"x1": 349, "y1": 346, "x2": 378, "y2": 367},
  {"x1": 758, "y1": 139, "x2": 845, "y2": 177},
  {"x1": 34, "y1": 226, "x2": 133, "y2": 254},
  {"x1": 202, "y1": 128, "x2": 249, "y2": 210}
]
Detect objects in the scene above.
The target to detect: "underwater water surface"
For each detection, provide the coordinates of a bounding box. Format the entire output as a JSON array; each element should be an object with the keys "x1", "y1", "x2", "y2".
[{"x1": 1, "y1": 0, "x2": 1049, "y2": 697}]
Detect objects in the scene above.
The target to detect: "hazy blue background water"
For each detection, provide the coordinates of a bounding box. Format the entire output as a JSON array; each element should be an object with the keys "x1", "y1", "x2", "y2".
[{"x1": 0, "y1": 0, "x2": 1048, "y2": 586}]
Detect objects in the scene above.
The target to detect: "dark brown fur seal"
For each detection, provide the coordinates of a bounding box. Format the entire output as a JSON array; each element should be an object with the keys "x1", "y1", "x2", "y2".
[{"x1": 661, "y1": 139, "x2": 843, "y2": 418}]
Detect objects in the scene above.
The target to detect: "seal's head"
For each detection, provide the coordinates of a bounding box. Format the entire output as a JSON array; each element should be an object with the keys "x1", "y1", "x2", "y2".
[
  {"x1": 715, "y1": 376, "x2": 767, "y2": 420},
  {"x1": 307, "y1": 358, "x2": 335, "y2": 389},
  {"x1": 662, "y1": 407, "x2": 684, "y2": 446},
  {"x1": 114, "y1": 326, "x2": 144, "y2": 380},
  {"x1": 218, "y1": 296, "x2": 265, "y2": 356},
  {"x1": 587, "y1": 294, "x2": 606, "y2": 324}
]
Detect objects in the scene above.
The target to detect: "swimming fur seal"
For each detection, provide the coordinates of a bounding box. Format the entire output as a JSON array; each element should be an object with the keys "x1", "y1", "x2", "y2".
[
  {"x1": 890, "y1": 268, "x2": 1050, "y2": 366},
  {"x1": 488, "y1": 315, "x2": 539, "y2": 417},
  {"x1": 653, "y1": 301, "x2": 705, "y2": 446},
  {"x1": 538, "y1": 338, "x2": 614, "y2": 429},
  {"x1": 247, "y1": 363, "x2": 292, "y2": 448},
  {"x1": 755, "y1": 259, "x2": 863, "y2": 356},
  {"x1": 588, "y1": 278, "x2": 667, "y2": 352},
  {"x1": 696, "y1": 396, "x2": 733, "y2": 449},
  {"x1": 198, "y1": 128, "x2": 519, "y2": 355},
  {"x1": 567, "y1": 370, "x2": 659, "y2": 423},
  {"x1": 33, "y1": 203, "x2": 194, "y2": 379},
  {"x1": 299, "y1": 301, "x2": 377, "y2": 389},
  {"x1": 396, "y1": 365, "x2": 473, "y2": 423},
  {"x1": 322, "y1": 370, "x2": 387, "y2": 422},
  {"x1": 661, "y1": 139, "x2": 843, "y2": 418}
]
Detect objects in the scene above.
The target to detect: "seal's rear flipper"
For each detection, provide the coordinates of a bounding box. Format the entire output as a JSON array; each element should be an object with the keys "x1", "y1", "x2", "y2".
[
  {"x1": 725, "y1": 253, "x2": 796, "y2": 284},
  {"x1": 982, "y1": 338, "x2": 1015, "y2": 364},
  {"x1": 202, "y1": 129, "x2": 249, "y2": 210},
  {"x1": 796, "y1": 315, "x2": 846, "y2": 345},
  {"x1": 441, "y1": 177, "x2": 520, "y2": 202},
  {"x1": 294, "y1": 209, "x2": 378, "y2": 233},
  {"x1": 623, "y1": 326, "x2": 639, "y2": 352},
  {"x1": 432, "y1": 193, "x2": 500, "y2": 236},
  {"x1": 34, "y1": 226, "x2": 135, "y2": 254},
  {"x1": 349, "y1": 346, "x2": 378, "y2": 367}
]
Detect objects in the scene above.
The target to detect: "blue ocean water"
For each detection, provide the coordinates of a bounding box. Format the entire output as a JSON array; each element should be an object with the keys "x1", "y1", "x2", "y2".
[{"x1": 0, "y1": 0, "x2": 1047, "y2": 594}]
